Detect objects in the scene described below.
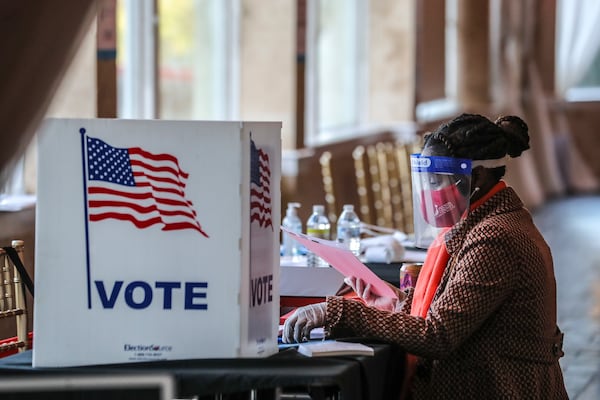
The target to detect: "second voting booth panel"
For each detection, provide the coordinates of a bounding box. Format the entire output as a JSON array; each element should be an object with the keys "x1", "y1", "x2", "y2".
[{"x1": 34, "y1": 119, "x2": 281, "y2": 367}]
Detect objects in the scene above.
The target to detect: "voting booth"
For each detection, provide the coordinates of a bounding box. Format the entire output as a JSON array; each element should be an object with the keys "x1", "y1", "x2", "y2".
[{"x1": 33, "y1": 119, "x2": 281, "y2": 367}]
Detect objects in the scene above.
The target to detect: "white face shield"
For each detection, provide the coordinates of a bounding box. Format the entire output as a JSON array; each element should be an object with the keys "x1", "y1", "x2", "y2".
[{"x1": 411, "y1": 154, "x2": 472, "y2": 248}]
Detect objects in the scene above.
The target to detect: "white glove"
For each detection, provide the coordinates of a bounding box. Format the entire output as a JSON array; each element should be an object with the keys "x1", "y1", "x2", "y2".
[
  {"x1": 282, "y1": 302, "x2": 327, "y2": 344},
  {"x1": 344, "y1": 276, "x2": 405, "y2": 312}
]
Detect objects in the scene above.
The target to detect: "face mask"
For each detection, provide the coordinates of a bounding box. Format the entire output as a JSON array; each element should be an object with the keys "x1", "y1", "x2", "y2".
[{"x1": 420, "y1": 183, "x2": 467, "y2": 227}]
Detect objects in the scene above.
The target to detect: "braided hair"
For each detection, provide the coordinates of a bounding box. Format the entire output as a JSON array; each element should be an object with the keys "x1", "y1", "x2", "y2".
[{"x1": 422, "y1": 113, "x2": 530, "y2": 179}]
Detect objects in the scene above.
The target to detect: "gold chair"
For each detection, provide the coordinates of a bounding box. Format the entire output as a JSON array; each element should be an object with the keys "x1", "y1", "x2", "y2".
[
  {"x1": 319, "y1": 151, "x2": 338, "y2": 224},
  {"x1": 353, "y1": 139, "x2": 421, "y2": 234},
  {"x1": 0, "y1": 240, "x2": 28, "y2": 355},
  {"x1": 320, "y1": 138, "x2": 422, "y2": 235}
]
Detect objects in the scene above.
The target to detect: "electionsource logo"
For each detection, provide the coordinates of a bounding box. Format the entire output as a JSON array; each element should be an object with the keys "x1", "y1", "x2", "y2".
[{"x1": 124, "y1": 343, "x2": 173, "y2": 352}]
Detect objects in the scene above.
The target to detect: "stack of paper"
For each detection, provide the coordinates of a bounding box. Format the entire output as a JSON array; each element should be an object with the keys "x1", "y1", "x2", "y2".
[{"x1": 297, "y1": 341, "x2": 374, "y2": 357}]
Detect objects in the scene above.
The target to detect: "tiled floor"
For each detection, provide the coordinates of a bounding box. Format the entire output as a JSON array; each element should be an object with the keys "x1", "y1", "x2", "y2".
[{"x1": 533, "y1": 194, "x2": 600, "y2": 399}]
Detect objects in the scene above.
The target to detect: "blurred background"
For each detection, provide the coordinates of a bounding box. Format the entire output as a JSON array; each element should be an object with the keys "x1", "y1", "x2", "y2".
[
  {"x1": 2, "y1": 2, "x2": 600, "y2": 396},
  {"x1": 2, "y1": 0, "x2": 600, "y2": 253}
]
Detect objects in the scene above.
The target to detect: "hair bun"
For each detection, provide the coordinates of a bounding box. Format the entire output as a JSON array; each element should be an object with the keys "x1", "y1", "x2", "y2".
[{"x1": 494, "y1": 115, "x2": 530, "y2": 157}]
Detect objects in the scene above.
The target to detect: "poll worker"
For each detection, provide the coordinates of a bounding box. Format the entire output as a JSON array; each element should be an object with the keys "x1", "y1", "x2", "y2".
[{"x1": 282, "y1": 113, "x2": 568, "y2": 399}]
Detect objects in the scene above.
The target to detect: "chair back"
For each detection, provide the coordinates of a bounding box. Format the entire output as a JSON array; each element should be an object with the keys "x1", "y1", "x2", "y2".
[
  {"x1": 320, "y1": 139, "x2": 422, "y2": 234},
  {"x1": 0, "y1": 240, "x2": 27, "y2": 354},
  {"x1": 319, "y1": 151, "x2": 337, "y2": 223}
]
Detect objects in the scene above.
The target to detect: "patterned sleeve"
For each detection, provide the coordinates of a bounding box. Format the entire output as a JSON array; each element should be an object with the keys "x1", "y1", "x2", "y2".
[
  {"x1": 397, "y1": 287, "x2": 414, "y2": 314},
  {"x1": 325, "y1": 227, "x2": 521, "y2": 359}
]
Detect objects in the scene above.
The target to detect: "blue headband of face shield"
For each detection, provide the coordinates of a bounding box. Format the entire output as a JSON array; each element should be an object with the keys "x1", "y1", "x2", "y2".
[{"x1": 410, "y1": 154, "x2": 472, "y2": 175}]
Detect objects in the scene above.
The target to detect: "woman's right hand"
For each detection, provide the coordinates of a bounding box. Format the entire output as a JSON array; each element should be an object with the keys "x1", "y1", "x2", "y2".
[{"x1": 344, "y1": 276, "x2": 405, "y2": 312}]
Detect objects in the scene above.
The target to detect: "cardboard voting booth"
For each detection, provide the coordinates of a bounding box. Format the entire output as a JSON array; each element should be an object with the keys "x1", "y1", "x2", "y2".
[{"x1": 34, "y1": 119, "x2": 281, "y2": 367}]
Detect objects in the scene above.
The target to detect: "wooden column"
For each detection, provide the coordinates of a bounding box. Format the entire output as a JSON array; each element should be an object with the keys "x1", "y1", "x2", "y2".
[
  {"x1": 415, "y1": 0, "x2": 445, "y2": 104},
  {"x1": 96, "y1": 0, "x2": 117, "y2": 118},
  {"x1": 456, "y1": 0, "x2": 490, "y2": 111},
  {"x1": 295, "y1": 0, "x2": 306, "y2": 149}
]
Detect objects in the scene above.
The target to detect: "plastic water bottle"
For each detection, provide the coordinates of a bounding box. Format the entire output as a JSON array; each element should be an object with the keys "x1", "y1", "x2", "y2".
[
  {"x1": 281, "y1": 202, "x2": 302, "y2": 258},
  {"x1": 337, "y1": 204, "x2": 361, "y2": 256},
  {"x1": 306, "y1": 205, "x2": 331, "y2": 267}
]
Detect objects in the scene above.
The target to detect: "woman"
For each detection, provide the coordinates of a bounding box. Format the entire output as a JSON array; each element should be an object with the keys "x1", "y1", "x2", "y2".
[{"x1": 283, "y1": 113, "x2": 568, "y2": 399}]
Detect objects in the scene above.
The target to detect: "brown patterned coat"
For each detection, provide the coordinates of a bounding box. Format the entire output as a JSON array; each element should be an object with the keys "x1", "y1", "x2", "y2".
[{"x1": 325, "y1": 187, "x2": 568, "y2": 399}]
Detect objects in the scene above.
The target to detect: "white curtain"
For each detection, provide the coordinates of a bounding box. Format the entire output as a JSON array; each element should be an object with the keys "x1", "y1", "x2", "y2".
[
  {"x1": 556, "y1": 0, "x2": 600, "y2": 96},
  {"x1": 554, "y1": 0, "x2": 600, "y2": 192}
]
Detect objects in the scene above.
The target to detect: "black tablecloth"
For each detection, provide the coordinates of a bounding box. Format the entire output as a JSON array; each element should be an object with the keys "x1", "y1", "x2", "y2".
[
  {"x1": 0, "y1": 341, "x2": 404, "y2": 400},
  {"x1": 365, "y1": 262, "x2": 403, "y2": 286}
]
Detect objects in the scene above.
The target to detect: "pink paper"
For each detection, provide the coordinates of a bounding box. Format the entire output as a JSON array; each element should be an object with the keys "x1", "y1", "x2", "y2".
[{"x1": 282, "y1": 228, "x2": 397, "y2": 298}]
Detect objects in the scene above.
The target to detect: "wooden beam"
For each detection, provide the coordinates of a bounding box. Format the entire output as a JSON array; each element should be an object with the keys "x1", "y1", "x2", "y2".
[
  {"x1": 96, "y1": 0, "x2": 117, "y2": 118},
  {"x1": 457, "y1": 0, "x2": 490, "y2": 110}
]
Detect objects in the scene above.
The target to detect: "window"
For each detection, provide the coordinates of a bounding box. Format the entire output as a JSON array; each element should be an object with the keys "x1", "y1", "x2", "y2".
[
  {"x1": 158, "y1": 0, "x2": 239, "y2": 119},
  {"x1": 556, "y1": 0, "x2": 600, "y2": 101},
  {"x1": 117, "y1": 0, "x2": 239, "y2": 119},
  {"x1": 304, "y1": 0, "x2": 368, "y2": 145}
]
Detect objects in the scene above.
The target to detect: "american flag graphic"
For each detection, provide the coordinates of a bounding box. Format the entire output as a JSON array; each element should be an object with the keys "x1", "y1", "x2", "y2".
[
  {"x1": 250, "y1": 139, "x2": 272, "y2": 229},
  {"x1": 85, "y1": 136, "x2": 209, "y2": 237}
]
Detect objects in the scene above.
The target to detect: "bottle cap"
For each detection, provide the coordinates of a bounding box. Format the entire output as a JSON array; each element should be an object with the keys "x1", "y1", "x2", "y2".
[
  {"x1": 286, "y1": 202, "x2": 300, "y2": 217},
  {"x1": 343, "y1": 204, "x2": 354, "y2": 211},
  {"x1": 313, "y1": 205, "x2": 325, "y2": 214}
]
